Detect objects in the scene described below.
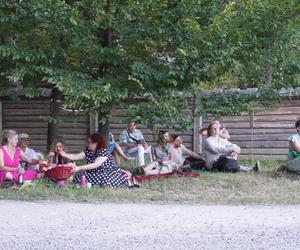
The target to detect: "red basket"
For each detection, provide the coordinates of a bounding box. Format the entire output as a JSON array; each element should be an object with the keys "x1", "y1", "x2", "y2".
[{"x1": 45, "y1": 165, "x2": 73, "y2": 182}]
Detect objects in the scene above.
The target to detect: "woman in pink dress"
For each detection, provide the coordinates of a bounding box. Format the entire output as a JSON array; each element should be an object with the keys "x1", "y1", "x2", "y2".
[{"x1": 0, "y1": 129, "x2": 38, "y2": 183}]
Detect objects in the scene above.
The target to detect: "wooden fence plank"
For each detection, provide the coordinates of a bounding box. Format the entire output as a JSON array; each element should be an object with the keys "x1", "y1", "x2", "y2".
[
  {"x1": 226, "y1": 128, "x2": 295, "y2": 135},
  {"x1": 230, "y1": 134, "x2": 291, "y2": 141},
  {"x1": 1, "y1": 97, "x2": 300, "y2": 160},
  {"x1": 239, "y1": 148, "x2": 288, "y2": 155},
  {"x1": 239, "y1": 155, "x2": 286, "y2": 160},
  {"x1": 2, "y1": 99, "x2": 90, "y2": 155},
  {"x1": 235, "y1": 141, "x2": 288, "y2": 148}
]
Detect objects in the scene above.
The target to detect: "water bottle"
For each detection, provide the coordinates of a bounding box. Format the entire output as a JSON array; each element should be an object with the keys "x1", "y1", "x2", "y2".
[
  {"x1": 18, "y1": 174, "x2": 23, "y2": 184},
  {"x1": 80, "y1": 175, "x2": 87, "y2": 188}
]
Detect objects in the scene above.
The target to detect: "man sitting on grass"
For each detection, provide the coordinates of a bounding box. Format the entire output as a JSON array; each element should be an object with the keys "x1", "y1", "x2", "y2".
[
  {"x1": 18, "y1": 133, "x2": 40, "y2": 171},
  {"x1": 203, "y1": 122, "x2": 260, "y2": 173},
  {"x1": 169, "y1": 134, "x2": 206, "y2": 172},
  {"x1": 119, "y1": 122, "x2": 152, "y2": 167}
]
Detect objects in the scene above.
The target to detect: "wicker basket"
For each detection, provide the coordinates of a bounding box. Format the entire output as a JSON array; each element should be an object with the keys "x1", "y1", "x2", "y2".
[{"x1": 45, "y1": 165, "x2": 73, "y2": 182}]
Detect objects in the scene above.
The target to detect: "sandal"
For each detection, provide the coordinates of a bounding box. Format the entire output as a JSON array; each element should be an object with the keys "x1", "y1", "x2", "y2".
[{"x1": 128, "y1": 176, "x2": 140, "y2": 188}]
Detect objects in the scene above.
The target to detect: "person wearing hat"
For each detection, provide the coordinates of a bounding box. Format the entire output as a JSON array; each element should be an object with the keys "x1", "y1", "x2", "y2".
[{"x1": 18, "y1": 133, "x2": 39, "y2": 170}]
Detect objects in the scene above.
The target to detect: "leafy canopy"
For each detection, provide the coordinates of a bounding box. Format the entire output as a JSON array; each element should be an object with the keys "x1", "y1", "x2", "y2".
[{"x1": 0, "y1": 0, "x2": 300, "y2": 129}]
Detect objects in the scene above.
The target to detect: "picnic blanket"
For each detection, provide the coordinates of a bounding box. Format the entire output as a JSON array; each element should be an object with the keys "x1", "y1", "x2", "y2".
[{"x1": 134, "y1": 170, "x2": 199, "y2": 182}]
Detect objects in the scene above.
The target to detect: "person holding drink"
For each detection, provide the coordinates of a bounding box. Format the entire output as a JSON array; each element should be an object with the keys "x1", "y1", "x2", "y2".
[{"x1": 46, "y1": 138, "x2": 70, "y2": 165}]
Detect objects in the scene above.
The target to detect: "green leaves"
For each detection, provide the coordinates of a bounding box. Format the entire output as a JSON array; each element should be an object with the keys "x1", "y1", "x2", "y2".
[
  {"x1": 125, "y1": 91, "x2": 193, "y2": 131},
  {"x1": 195, "y1": 87, "x2": 283, "y2": 118},
  {"x1": 1, "y1": 0, "x2": 300, "y2": 131}
]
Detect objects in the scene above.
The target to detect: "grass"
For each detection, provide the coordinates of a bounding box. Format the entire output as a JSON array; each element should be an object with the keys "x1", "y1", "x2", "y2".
[{"x1": 1, "y1": 160, "x2": 300, "y2": 205}]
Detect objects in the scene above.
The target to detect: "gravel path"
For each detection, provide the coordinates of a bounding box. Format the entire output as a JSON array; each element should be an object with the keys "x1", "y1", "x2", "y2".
[{"x1": 0, "y1": 201, "x2": 299, "y2": 250}]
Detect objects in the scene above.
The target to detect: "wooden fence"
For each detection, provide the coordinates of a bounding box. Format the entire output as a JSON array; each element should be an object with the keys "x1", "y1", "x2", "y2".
[
  {"x1": 0, "y1": 97, "x2": 299, "y2": 160},
  {"x1": 1, "y1": 99, "x2": 90, "y2": 153},
  {"x1": 110, "y1": 100, "x2": 300, "y2": 160},
  {"x1": 200, "y1": 99, "x2": 300, "y2": 160},
  {"x1": 109, "y1": 106, "x2": 194, "y2": 150}
]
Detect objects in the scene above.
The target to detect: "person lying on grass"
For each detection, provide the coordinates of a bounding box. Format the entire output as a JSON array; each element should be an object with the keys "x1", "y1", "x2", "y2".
[
  {"x1": 203, "y1": 123, "x2": 259, "y2": 173},
  {"x1": 59, "y1": 133, "x2": 130, "y2": 188}
]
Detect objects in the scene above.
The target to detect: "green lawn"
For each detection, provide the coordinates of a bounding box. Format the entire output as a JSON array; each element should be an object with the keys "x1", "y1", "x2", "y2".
[{"x1": 1, "y1": 160, "x2": 300, "y2": 205}]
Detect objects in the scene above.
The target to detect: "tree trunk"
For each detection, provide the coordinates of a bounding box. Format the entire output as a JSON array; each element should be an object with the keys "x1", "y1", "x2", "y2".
[
  {"x1": 264, "y1": 63, "x2": 273, "y2": 86},
  {"x1": 47, "y1": 88, "x2": 63, "y2": 151},
  {"x1": 96, "y1": 0, "x2": 113, "y2": 143},
  {"x1": 98, "y1": 110, "x2": 111, "y2": 143}
]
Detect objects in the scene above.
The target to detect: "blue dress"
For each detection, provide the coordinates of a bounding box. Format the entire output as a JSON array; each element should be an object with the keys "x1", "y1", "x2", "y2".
[
  {"x1": 108, "y1": 132, "x2": 116, "y2": 153},
  {"x1": 74, "y1": 148, "x2": 128, "y2": 187}
]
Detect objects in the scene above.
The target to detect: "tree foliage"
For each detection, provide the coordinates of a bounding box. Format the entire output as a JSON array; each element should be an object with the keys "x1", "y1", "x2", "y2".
[{"x1": 0, "y1": 0, "x2": 300, "y2": 130}]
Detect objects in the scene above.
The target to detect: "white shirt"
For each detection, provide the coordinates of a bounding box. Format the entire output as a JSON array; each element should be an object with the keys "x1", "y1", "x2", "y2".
[
  {"x1": 169, "y1": 144, "x2": 190, "y2": 165},
  {"x1": 203, "y1": 136, "x2": 237, "y2": 169},
  {"x1": 25, "y1": 147, "x2": 38, "y2": 159}
]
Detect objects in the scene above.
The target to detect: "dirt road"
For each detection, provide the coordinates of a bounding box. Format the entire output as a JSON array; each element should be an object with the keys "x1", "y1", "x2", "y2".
[{"x1": 0, "y1": 201, "x2": 299, "y2": 249}]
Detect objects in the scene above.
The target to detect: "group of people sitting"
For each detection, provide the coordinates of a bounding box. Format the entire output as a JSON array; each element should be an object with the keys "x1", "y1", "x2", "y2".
[
  {"x1": 119, "y1": 121, "x2": 260, "y2": 175},
  {"x1": 0, "y1": 130, "x2": 129, "y2": 188},
  {"x1": 117, "y1": 122, "x2": 206, "y2": 175},
  {"x1": 1, "y1": 118, "x2": 300, "y2": 188}
]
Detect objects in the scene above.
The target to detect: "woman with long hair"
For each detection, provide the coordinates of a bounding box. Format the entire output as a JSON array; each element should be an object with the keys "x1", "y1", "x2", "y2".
[
  {"x1": 140, "y1": 130, "x2": 174, "y2": 175},
  {"x1": 0, "y1": 129, "x2": 38, "y2": 183},
  {"x1": 60, "y1": 133, "x2": 128, "y2": 187},
  {"x1": 46, "y1": 138, "x2": 70, "y2": 165}
]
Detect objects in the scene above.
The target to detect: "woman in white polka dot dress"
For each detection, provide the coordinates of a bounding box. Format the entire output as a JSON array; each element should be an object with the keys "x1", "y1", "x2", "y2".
[{"x1": 60, "y1": 133, "x2": 128, "y2": 187}]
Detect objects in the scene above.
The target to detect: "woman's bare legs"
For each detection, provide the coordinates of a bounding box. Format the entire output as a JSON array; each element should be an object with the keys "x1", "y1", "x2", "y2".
[
  {"x1": 114, "y1": 143, "x2": 134, "y2": 163},
  {"x1": 112, "y1": 150, "x2": 121, "y2": 166},
  {"x1": 142, "y1": 161, "x2": 160, "y2": 176},
  {"x1": 5, "y1": 172, "x2": 13, "y2": 181}
]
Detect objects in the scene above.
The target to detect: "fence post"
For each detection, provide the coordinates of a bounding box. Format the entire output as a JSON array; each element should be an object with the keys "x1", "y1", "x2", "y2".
[
  {"x1": 250, "y1": 109, "x2": 255, "y2": 163},
  {"x1": 89, "y1": 112, "x2": 99, "y2": 134},
  {"x1": 193, "y1": 116, "x2": 202, "y2": 153}
]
